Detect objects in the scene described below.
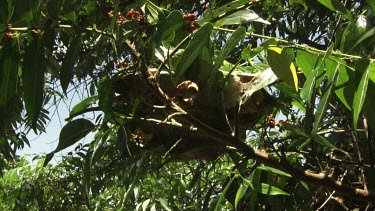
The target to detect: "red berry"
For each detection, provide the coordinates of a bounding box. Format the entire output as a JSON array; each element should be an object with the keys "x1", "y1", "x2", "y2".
[
  {"x1": 30, "y1": 29, "x2": 38, "y2": 37},
  {"x1": 6, "y1": 23, "x2": 12, "y2": 29},
  {"x1": 189, "y1": 25, "x2": 196, "y2": 30},
  {"x1": 187, "y1": 13, "x2": 196, "y2": 20},
  {"x1": 269, "y1": 120, "x2": 275, "y2": 128},
  {"x1": 126, "y1": 11, "x2": 133, "y2": 19},
  {"x1": 5, "y1": 31, "x2": 13, "y2": 40}
]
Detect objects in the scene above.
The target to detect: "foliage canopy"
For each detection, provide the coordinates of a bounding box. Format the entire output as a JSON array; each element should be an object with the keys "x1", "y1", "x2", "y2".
[{"x1": 1, "y1": 0, "x2": 375, "y2": 210}]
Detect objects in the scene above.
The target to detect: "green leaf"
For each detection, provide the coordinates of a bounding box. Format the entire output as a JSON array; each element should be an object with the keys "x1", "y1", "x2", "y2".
[
  {"x1": 60, "y1": 35, "x2": 82, "y2": 94},
  {"x1": 245, "y1": 180, "x2": 290, "y2": 196},
  {"x1": 366, "y1": 0, "x2": 375, "y2": 16},
  {"x1": 326, "y1": 58, "x2": 355, "y2": 110},
  {"x1": 46, "y1": 0, "x2": 63, "y2": 19},
  {"x1": 175, "y1": 23, "x2": 213, "y2": 79},
  {"x1": 220, "y1": 10, "x2": 270, "y2": 26},
  {"x1": 98, "y1": 77, "x2": 112, "y2": 113},
  {"x1": 214, "y1": 176, "x2": 236, "y2": 211},
  {"x1": 23, "y1": 37, "x2": 46, "y2": 132},
  {"x1": 212, "y1": 26, "x2": 246, "y2": 74},
  {"x1": 353, "y1": 61, "x2": 372, "y2": 133},
  {"x1": 83, "y1": 147, "x2": 93, "y2": 209},
  {"x1": 350, "y1": 27, "x2": 375, "y2": 52},
  {"x1": 62, "y1": 0, "x2": 82, "y2": 22},
  {"x1": 318, "y1": 0, "x2": 353, "y2": 22},
  {"x1": 281, "y1": 123, "x2": 308, "y2": 137},
  {"x1": 0, "y1": 38, "x2": 19, "y2": 107},
  {"x1": 0, "y1": 0, "x2": 14, "y2": 23},
  {"x1": 158, "y1": 10, "x2": 184, "y2": 41},
  {"x1": 69, "y1": 95, "x2": 99, "y2": 117},
  {"x1": 300, "y1": 69, "x2": 317, "y2": 106},
  {"x1": 200, "y1": 0, "x2": 252, "y2": 24},
  {"x1": 54, "y1": 118, "x2": 95, "y2": 153},
  {"x1": 311, "y1": 65, "x2": 338, "y2": 137},
  {"x1": 256, "y1": 166, "x2": 292, "y2": 177},
  {"x1": 234, "y1": 184, "x2": 248, "y2": 210},
  {"x1": 267, "y1": 47, "x2": 298, "y2": 91},
  {"x1": 11, "y1": 0, "x2": 42, "y2": 24}
]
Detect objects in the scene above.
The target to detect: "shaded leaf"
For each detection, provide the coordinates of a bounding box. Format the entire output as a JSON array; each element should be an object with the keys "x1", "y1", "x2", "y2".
[
  {"x1": 350, "y1": 27, "x2": 375, "y2": 52},
  {"x1": 0, "y1": 38, "x2": 19, "y2": 107},
  {"x1": 12, "y1": 0, "x2": 42, "y2": 24},
  {"x1": 98, "y1": 77, "x2": 112, "y2": 113},
  {"x1": 318, "y1": 0, "x2": 353, "y2": 22},
  {"x1": 256, "y1": 166, "x2": 292, "y2": 178},
  {"x1": 60, "y1": 35, "x2": 82, "y2": 94},
  {"x1": 267, "y1": 47, "x2": 298, "y2": 91},
  {"x1": 23, "y1": 37, "x2": 46, "y2": 132},
  {"x1": 54, "y1": 118, "x2": 95, "y2": 153},
  {"x1": 158, "y1": 10, "x2": 184, "y2": 41},
  {"x1": 175, "y1": 23, "x2": 213, "y2": 79}
]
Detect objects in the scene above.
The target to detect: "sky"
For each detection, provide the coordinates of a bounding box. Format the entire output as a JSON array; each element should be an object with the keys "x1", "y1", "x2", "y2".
[{"x1": 18, "y1": 85, "x2": 95, "y2": 164}]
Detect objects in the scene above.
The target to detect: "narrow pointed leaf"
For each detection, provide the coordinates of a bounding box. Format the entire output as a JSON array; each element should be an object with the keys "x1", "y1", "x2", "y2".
[
  {"x1": 212, "y1": 26, "x2": 246, "y2": 73},
  {"x1": 300, "y1": 69, "x2": 317, "y2": 106},
  {"x1": 267, "y1": 47, "x2": 298, "y2": 91},
  {"x1": 214, "y1": 176, "x2": 236, "y2": 211},
  {"x1": 220, "y1": 10, "x2": 270, "y2": 26},
  {"x1": 175, "y1": 23, "x2": 213, "y2": 79},
  {"x1": 23, "y1": 37, "x2": 46, "y2": 131},
  {"x1": 350, "y1": 27, "x2": 375, "y2": 52},
  {"x1": 312, "y1": 65, "x2": 338, "y2": 136},
  {"x1": 0, "y1": 38, "x2": 19, "y2": 107},
  {"x1": 60, "y1": 35, "x2": 82, "y2": 94},
  {"x1": 69, "y1": 95, "x2": 99, "y2": 117},
  {"x1": 353, "y1": 62, "x2": 372, "y2": 132}
]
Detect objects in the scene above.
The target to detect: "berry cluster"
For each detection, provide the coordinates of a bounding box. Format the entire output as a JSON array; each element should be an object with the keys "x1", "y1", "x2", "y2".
[
  {"x1": 115, "y1": 61, "x2": 128, "y2": 69},
  {"x1": 109, "y1": 10, "x2": 146, "y2": 25},
  {"x1": 267, "y1": 114, "x2": 275, "y2": 128},
  {"x1": 4, "y1": 24, "x2": 13, "y2": 41},
  {"x1": 183, "y1": 13, "x2": 199, "y2": 32}
]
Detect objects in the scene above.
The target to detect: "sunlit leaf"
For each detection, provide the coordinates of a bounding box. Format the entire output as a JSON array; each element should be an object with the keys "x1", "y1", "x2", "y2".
[
  {"x1": 353, "y1": 61, "x2": 372, "y2": 133},
  {"x1": 312, "y1": 65, "x2": 338, "y2": 137},
  {"x1": 214, "y1": 176, "x2": 236, "y2": 211},
  {"x1": 267, "y1": 47, "x2": 298, "y2": 91},
  {"x1": 212, "y1": 26, "x2": 246, "y2": 73},
  {"x1": 220, "y1": 10, "x2": 270, "y2": 26},
  {"x1": 234, "y1": 184, "x2": 248, "y2": 210}
]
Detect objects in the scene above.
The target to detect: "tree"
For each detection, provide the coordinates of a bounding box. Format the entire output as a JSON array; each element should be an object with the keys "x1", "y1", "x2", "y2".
[{"x1": 1, "y1": 0, "x2": 375, "y2": 210}]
